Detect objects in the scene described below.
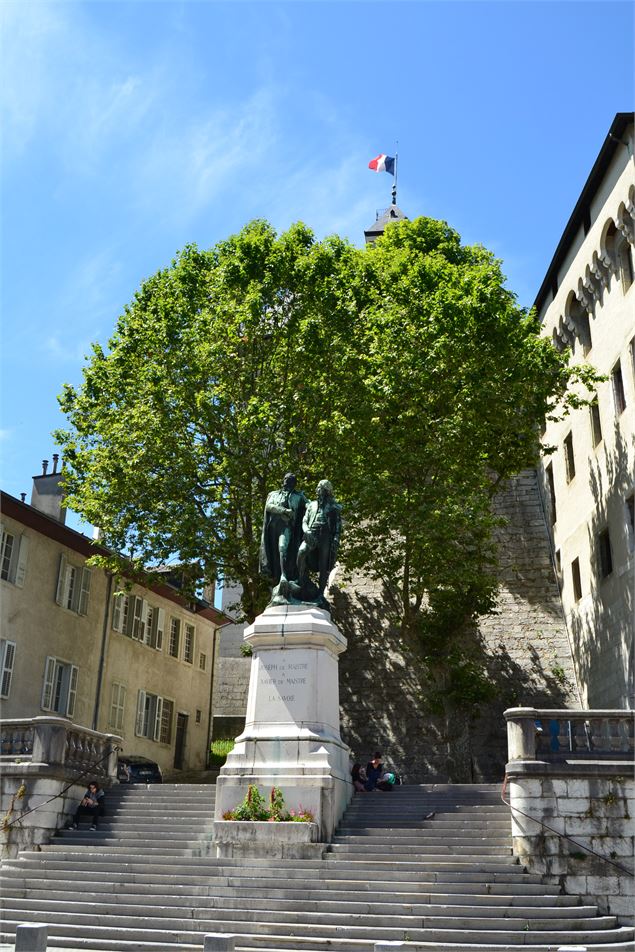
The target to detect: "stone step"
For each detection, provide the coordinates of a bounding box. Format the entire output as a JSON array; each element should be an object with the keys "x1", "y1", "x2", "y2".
[
  {"x1": 0, "y1": 890, "x2": 597, "y2": 919},
  {"x1": 334, "y1": 824, "x2": 511, "y2": 842},
  {"x1": 39, "y1": 844, "x2": 522, "y2": 870},
  {"x1": 0, "y1": 897, "x2": 614, "y2": 932},
  {"x1": 0, "y1": 909, "x2": 629, "y2": 945},
  {"x1": 332, "y1": 833, "x2": 513, "y2": 844},
  {"x1": 0, "y1": 878, "x2": 582, "y2": 906},
  {"x1": 2, "y1": 928, "x2": 634, "y2": 952},
  {"x1": 328, "y1": 842, "x2": 512, "y2": 855},
  {"x1": 0, "y1": 866, "x2": 559, "y2": 893},
  {"x1": 5, "y1": 858, "x2": 543, "y2": 886}
]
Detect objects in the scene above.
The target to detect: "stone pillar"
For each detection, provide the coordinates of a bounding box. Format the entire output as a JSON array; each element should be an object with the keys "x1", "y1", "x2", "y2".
[
  {"x1": 15, "y1": 924, "x2": 48, "y2": 952},
  {"x1": 204, "y1": 935, "x2": 236, "y2": 951},
  {"x1": 214, "y1": 605, "x2": 351, "y2": 843},
  {"x1": 31, "y1": 716, "x2": 71, "y2": 765},
  {"x1": 504, "y1": 707, "x2": 538, "y2": 760}
]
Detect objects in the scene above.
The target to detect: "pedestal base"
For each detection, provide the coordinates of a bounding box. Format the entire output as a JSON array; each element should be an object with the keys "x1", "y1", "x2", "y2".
[{"x1": 214, "y1": 605, "x2": 351, "y2": 844}]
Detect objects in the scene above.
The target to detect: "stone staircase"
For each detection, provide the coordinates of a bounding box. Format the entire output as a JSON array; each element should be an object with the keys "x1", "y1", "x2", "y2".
[{"x1": 1, "y1": 783, "x2": 634, "y2": 951}]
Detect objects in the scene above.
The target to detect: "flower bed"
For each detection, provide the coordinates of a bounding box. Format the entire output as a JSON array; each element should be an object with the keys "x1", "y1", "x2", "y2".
[{"x1": 222, "y1": 784, "x2": 314, "y2": 823}]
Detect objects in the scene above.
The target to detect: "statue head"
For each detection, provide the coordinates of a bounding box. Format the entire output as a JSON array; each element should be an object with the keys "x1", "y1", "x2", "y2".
[
  {"x1": 316, "y1": 479, "x2": 333, "y2": 502},
  {"x1": 282, "y1": 472, "x2": 297, "y2": 491}
]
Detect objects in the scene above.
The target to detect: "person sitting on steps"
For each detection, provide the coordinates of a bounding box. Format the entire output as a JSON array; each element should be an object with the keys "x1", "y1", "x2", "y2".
[
  {"x1": 67, "y1": 781, "x2": 105, "y2": 831},
  {"x1": 364, "y1": 752, "x2": 384, "y2": 791}
]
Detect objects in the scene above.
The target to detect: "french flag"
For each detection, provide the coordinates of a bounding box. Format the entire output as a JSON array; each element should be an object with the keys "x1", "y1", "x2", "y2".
[{"x1": 368, "y1": 153, "x2": 395, "y2": 175}]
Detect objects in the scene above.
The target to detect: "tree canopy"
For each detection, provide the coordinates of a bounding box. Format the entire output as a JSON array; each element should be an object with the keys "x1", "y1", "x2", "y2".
[{"x1": 56, "y1": 216, "x2": 595, "y2": 631}]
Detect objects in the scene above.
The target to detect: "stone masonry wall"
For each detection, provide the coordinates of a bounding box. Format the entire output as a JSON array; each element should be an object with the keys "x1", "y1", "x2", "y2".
[
  {"x1": 332, "y1": 470, "x2": 579, "y2": 783},
  {"x1": 1, "y1": 771, "x2": 88, "y2": 859},
  {"x1": 508, "y1": 769, "x2": 635, "y2": 925}
]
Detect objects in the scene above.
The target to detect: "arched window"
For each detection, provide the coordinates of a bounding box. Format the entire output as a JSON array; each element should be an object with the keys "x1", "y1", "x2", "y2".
[{"x1": 564, "y1": 292, "x2": 592, "y2": 354}]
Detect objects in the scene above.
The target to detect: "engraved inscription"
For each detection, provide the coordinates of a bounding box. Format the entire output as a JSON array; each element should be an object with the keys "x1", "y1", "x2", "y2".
[{"x1": 259, "y1": 659, "x2": 308, "y2": 702}]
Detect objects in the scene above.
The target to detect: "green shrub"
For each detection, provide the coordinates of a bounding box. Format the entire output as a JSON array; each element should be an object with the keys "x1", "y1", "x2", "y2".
[{"x1": 209, "y1": 738, "x2": 235, "y2": 768}]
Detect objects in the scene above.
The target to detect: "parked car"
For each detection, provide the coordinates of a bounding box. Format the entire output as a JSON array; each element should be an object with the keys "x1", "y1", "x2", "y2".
[{"x1": 117, "y1": 755, "x2": 163, "y2": 784}]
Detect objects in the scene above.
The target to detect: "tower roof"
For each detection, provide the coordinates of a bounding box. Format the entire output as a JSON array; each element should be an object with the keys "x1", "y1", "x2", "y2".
[{"x1": 364, "y1": 203, "x2": 408, "y2": 244}]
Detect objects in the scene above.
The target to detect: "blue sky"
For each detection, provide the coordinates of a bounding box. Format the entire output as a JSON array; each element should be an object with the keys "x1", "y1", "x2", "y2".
[{"x1": 1, "y1": 0, "x2": 633, "y2": 530}]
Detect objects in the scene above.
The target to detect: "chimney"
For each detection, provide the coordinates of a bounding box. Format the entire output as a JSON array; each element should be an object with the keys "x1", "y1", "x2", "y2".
[{"x1": 30, "y1": 453, "x2": 67, "y2": 524}]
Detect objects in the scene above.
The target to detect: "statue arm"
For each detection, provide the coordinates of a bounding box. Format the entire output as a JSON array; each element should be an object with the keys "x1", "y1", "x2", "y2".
[{"x1": 265, "y1": 494, "x2": 292, "y2": 519}]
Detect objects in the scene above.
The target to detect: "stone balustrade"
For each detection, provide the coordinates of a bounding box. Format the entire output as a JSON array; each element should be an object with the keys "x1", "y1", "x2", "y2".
[
  {"x1": 1, "y1": 716, "x2": 120, "y2": 779},
  {"x1": 504, "y1": 707, "x2": 634, "y2": 926},
  {"x1": 0, "y1": 716, "x2": 121, "y2": 858},
  {"x1": 505, "y1": 707, "x2": 634, "y2": 763}
]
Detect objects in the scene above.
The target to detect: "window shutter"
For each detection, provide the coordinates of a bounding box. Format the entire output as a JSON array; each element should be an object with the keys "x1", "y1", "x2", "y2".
[
  {"x1": 55, "y1": 555, "x2": 67, "y2": 605},
  {"x1": 0, "y1": 641, "x2": 16, "y2": 698},
  {"x1": 154, "y1": 696, "x2": 163, "y2": 742},
  {"x1": 112, "y1": 594, "x2": 123, "y2": 632},
  {"x1": 14, "y1": 535, "x2": 28, "y2": 588},
  {"x1": 109, "y1": 682, "x2": 118, "y2": 729},
  {"x1": 78, "y1": 567, "x2": 92, "y2": 615},
  {"x1": 156, "y1": 608, "x2": 165, "y2": 651},
  {"x1": 117, "y1": 684, "x2": 126, "y2": 731},
  {"x1": 66, "y1": 665, "x2": 78, "y2": 718},
  {"x1": 140, "y1": 599, "x2": 149, "y2": 643},
  {"x1": 135, "y1": 690, "x2": 146, "y2": 736},
  {"x1": 131, "y1": 596, "x2": 143, "y2": 640},
  {"x1": 42, "y1": 656, "x2": 56, "y2": 710},
  {"x1": 122, "y1": 595, "x2": 134, "y2": 636}
]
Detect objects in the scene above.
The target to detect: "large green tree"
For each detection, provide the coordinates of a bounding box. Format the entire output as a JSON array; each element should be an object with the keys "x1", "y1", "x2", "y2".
[{"x1": 56, "y1": 216, "x2": 594, "y2": 632}]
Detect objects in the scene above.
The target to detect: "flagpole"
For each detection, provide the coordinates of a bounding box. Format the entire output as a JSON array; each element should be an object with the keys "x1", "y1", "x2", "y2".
[{"x1": 393, "y1": 140, "x2": 399, "y2": 205}]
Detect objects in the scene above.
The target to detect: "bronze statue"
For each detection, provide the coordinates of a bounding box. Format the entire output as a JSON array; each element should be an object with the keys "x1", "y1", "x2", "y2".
[
  {"x1": 259, "y1": 473, "x2": 306, "y2": 600},
  {"x1": 297, "y1": 480, "x2": 342, "y2": 598},
  {"x1": 259, "y1": 474, "x2": 342, "y2": 609}
]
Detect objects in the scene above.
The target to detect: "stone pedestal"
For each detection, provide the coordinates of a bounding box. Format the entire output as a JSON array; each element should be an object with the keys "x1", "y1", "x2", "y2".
[{"x1": 214, "y1": 605, "x2": 351, "y2": 844}]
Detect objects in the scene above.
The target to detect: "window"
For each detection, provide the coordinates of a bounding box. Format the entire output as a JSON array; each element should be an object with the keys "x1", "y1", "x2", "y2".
[
  {"x1": 617, "y1": 238, "x2": 634, "y2": 292},
  {"x1": 571, "y1": 558, "x2": 582, "y2": 602},
  {"x1": 195, "y1": 709, "x2": 202, "y2": 725},
  {"x1": 142, "y1": 603, "x2": 165, "y2": 650},
  {"x1": 0, "y1": 640, "x2": 16, "y2": 698},
  {"x1": 113, "y1": 595, "x2": 164, "y2": 648},
  {"x1": 563, "y1": 433, "x2": 575, "y2": 483},
  {"x1": 108, "y1": 682, "x2": 126, "y2": 732},
  {"x1": 590, "y1": 398, "x2": 603, "y2": 447},
  {"x1": 612, "y1": 361, "x2": 627, "y2": 416},
  {"x1": 135, "y1": 690, "x2": 173, "y2": 743},
  {"x1": 199, "y1": 652, "x2": 207, "y2": 672},
  {"x1": 0, "y1": 525, "x2": 28, "y2": 587},
  {"x1": 546, "y1": 462, "x2": 556, "y2": 525},
  {"x1": 183, "y1": 624, "x2": 195, "y2": 664},
  {"x1": 56, "y1": 555, "x2": 91, "y2": 615},
  {"x1": 598, "y1": 529, "x2": 613, "y2": 579},
  {"x1": 555, "y1": 549, "x2": 562, "y2": 574},
  {"x1": 168, "y1": 618, "x2": 181, "y2": 658},
  {"x1": 42, "y1": 657, "x2": 78, "y2": 717},
  {"x1": 159, "y1": 699, "x2": 174, "y2": 744}
]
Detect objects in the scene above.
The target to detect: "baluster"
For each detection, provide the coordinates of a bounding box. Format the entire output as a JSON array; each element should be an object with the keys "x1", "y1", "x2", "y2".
[
  {"x1": 616, "y1": 719, "x2": 629, "y2": 754},
  {"x1": 548, "y1": 718, "x2": 563, "y2": 754},
  {"x1": 608, "y1": 718, "x2": 622, "y2": 752},
  {"x1": 572, "y1": 719, "x2": 588, "y2": 752}
]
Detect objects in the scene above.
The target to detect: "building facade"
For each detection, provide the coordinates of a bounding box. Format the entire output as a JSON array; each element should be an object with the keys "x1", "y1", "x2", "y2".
[
  {"x1": 536, "y1": 112, "x2": 635, "y2": 709},
  {"x1": 1, "y1": 469, "x2": 229, "y2": 775}
]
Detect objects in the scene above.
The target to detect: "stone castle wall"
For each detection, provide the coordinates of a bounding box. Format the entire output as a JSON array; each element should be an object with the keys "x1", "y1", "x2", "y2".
[{"x1": 333, "y1": 470, "x2": 579, "y2": 783}]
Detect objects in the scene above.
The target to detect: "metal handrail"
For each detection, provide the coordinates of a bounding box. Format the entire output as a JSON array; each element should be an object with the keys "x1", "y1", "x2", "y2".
[{"x1": 501, "y1": 774, "x2": 633, "y2": 878}]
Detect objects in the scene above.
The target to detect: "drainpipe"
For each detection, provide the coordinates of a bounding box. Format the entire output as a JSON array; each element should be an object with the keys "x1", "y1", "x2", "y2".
[
  {"x1": 93, "y1": 572, "x2": 114, "y2": 730},
  {"x1": 205, "y1": 623, "x2": 220, "y2": 768}
]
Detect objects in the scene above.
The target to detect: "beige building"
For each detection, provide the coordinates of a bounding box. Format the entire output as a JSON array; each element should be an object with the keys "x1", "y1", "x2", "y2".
[
  {"x1": 0, "y1": 465, "x2": 229, "y2": 774},
  {"x1": 536, "y1": 112, "x2": 635, "y2": 709}
]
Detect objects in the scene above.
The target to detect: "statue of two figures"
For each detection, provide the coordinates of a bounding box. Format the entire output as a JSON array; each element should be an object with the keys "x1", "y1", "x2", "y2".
[{"x1": 259, "y1": 473, "x2": 342, "y2": 610}]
